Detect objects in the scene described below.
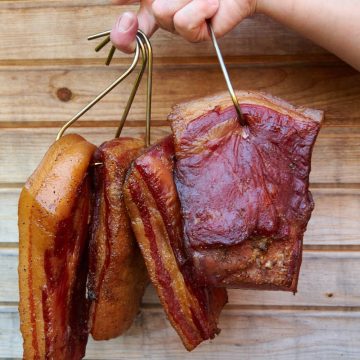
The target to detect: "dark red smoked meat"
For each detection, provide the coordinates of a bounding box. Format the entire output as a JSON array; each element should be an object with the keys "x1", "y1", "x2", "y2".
[
  {"x1": 169, "y1": 91, "x2": 323, "y2": 292},
  {"x1": 124, "y1": 136, "x2": 228, "y2": 351}
]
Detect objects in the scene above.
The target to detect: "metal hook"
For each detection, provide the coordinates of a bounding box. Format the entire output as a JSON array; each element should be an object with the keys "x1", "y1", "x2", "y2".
[
  {"x1": 56, "y1": 40, "x2": 140, "y2": 140},
  {"x1": 137, "y1": 30, "x2": 153, "y2": 147},
  {"x1": 115, "y1": 35, "x2": 148, "y2": 138},
  {"x1": 88, "y1": 29, "x2": 153, "y2": 146},
  {"x1": 206, "y1": 20, "x2": 246, "y2": 126}
]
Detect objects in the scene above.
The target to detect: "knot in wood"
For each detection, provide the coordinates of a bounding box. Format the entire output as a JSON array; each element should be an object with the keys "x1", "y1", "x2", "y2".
[{"x1": 56, "y1": 87, "x2": 72, "y2": 102}]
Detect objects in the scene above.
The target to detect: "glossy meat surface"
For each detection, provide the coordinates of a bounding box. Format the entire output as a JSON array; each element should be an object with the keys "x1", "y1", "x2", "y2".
[
  {"x1": 124, "y1": 136, "x2": 227, "y2": 351},
  {"x1": 18, "y1": 134, "x2": 96, "y2": 359},
  {"x1": 169, "y1": 91, "x2": 323, "y2": 291},
  {"x1": 88, "y1": 138, "x2": 148, "y2": 340}
]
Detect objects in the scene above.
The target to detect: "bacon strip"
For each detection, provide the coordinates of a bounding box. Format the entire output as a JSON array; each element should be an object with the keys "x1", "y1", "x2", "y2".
[
  {"x1": 88, "y1": 138, "x2": 148, "y2": 340},
  {"x1": 169, "y1": 91, "x2": 323, "y2": 291},
  {"x1": 124, "y1": 136, "x2": 227, "y2": 351},
  {"x1": 18, "y1": 134, "x2": 96, "y2": 359}
]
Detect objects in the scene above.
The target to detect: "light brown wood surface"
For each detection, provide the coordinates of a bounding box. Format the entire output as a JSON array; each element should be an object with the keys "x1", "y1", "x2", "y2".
[{"x1": 0, "y1": 1, "x2": 359, "y2": 359}]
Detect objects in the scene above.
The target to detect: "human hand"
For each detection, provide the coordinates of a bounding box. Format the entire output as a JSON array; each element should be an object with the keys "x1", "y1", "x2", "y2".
[{"x1": 110, "y1": 0, "x2": 258, "y2": 53}]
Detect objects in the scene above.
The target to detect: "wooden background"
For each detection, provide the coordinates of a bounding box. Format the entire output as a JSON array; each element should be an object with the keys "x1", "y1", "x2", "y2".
[{"x1": 1, "y1": 1, "x2": 360, "y2": 359}]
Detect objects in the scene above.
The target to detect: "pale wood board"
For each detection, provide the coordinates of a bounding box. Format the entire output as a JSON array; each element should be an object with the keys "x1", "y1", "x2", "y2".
[
  {"x1": 2, "y1": 248, "x2": 360, "y2": 307},
  {"x1": 0, "y1": 64, "x2": 359, "y2": 124},
  {"x1": 1, "y1": 127, "x2": 360, "y2": 184},
  {"x1": 1, "y1": 0, "x2": 360, "y2": 358},
  {"x1": 0, "y1": 0, "x2": 108, "y2": 9},
  {"x1": 0, "y1": 7, "x2": 325, "y2": 61},
  {"x1": 2, "y1": 187, "x2": 360, "y2": 245},
  {"x1": 1, "y1": 306, "x2": 359, "y2": 360}
]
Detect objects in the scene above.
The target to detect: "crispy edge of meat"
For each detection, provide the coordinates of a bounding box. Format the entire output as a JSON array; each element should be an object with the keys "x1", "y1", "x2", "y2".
[
  {"x1": 169, "y1": 90, "x2": 323, "y2": 139},
  {"x1": 88, "y1": 137, "x2": 149, "y2": 340},
  {"x1": 123, "y1": 137, "x2": 227, "y2": 351},
  {"x1": 18, "y1": 134, "x2": 96, "y2": 359}
]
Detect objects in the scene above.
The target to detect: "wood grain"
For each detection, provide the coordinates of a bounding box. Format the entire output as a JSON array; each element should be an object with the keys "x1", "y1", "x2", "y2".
[
  {"x1": 2, "y1": 248, "x2": 360, "y2": 307},
  {"x1": 0, "y1": 7, "x2": 325, "y2": 62},
  {"x1": 0, "y1": 0, "x2": 359, "y2": 358},
  {"x1": 0, "y1": 0, "x2": 108, "y2": 9},
  {"x1": 1, "y1": 127, "x2": 360, "y2": 184},
  {"x1": 2, "y1": 187, "x2": 360, "y2": 245},
  {"x1": 1, "y1": 305, "x2": 359, "y2": 359},
  {"x1": 0, "y1": 65, "x2": 358, "y2": 125}
]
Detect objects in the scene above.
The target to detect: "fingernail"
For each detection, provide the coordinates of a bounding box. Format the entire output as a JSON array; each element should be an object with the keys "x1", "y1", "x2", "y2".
[{"x1": 117, "y1": 13, "x2": 133, "y2": 33}]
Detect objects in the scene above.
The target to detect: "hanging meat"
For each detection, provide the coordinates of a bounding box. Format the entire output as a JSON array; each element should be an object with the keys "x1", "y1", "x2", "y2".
[
  {"x1": 88, "y1": 137, "x2": 148, "y2": 341},
  {"x1": 169, "y1": 91, "x2": 323, "y2": 292},
  {"x1": 18, "y1": 134, "x2": 96, "y2": 359},
  {"x1": 124, "y1": 136, "x2": 228, "y2": 351}
]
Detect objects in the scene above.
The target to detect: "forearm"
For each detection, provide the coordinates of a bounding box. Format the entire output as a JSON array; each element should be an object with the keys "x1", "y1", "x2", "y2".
[{"x1": 257, "y1": 0, "x2": 360, "y2": 70}]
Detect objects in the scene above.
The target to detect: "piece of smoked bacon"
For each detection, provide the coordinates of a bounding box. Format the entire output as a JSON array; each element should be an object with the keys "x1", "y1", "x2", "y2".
[
  {"x1": 169, "y1": 91, "x2": 323, "y2": 292},
  {"x1": 124, "y1": 136, "x2": 228, "y2": 351},
  {"x1": 18, "y1": 134, "x2": 96, "y2": 359},
  {"x1": 88, "y1": 138, "x2": 148, "y2": 341}
]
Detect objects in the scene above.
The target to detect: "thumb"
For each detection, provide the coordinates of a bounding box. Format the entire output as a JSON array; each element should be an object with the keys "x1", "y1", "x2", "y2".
[
  {"x1": 111, "y1": 12, "x2": 139, "y2": 53},
  {"x1": 111, "y1": 5, "x2": 158, "y2": 54}
]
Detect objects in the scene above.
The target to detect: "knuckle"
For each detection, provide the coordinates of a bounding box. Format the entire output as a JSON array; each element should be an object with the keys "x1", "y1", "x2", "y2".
[
  {"x1": 173, "y1": 11, "x2": 189, "y2": 31},
  {"x1": 198, "y1": 0, "x2": 209, "y2": 13},
  {"x1": 151, "y1": 0, "x2": 170, "y2": 21}
]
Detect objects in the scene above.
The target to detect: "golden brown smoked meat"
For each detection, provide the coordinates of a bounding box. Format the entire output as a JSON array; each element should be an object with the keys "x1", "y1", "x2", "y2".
[
  {"x1": 88, "y1": 138, "x2": 148, "y2": 340},
  {"x1": 169, "y1": 91, "x2": 323, "y2": 292},
  {"x1": 124, "y1": 136, "x2": 228, "y2": 351},
  {"x1": 18, "y1": 134, "x2": 96, "y2": 359}
]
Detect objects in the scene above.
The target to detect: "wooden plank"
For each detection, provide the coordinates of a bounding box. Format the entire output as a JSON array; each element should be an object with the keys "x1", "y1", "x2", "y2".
[
  {"x1": 3, "y1": 187, "x2": 359, "y2": 245},
  {"x1": 0, "y1": 126, "x2": 360, "y2": 184},
  {"x1": 0, "y1": 188, "x2": 18, "y2": 243},
  {"x1": 306, "y1": 188, "x2": 360, "y2": 245},
  {"x1": 0, "y1": 65, "x2": 358, "y2": 125},
  {"x1": 2, "y1": 249, "x2": 360, "y2": 307},
  {"x1": 0, "y1": 7, "x2": 325, "y2": 61},
  {"x1": 1, "y1": 306, "x2": 359, "y2": 359},
  {"x1": 0, "y1": 0, "x2": 108, "y2": 9},
  {"x1": 0, "y1": 127, "x2": 168, "y2": 184}
]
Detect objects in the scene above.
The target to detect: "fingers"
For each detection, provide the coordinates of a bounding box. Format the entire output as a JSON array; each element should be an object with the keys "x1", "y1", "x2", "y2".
[
  {"x1": 111, "y1": 12, "x2": 139, "y2": 53},
  {"x1": 211, "y1": 0, "x2": 256, "y2": 37},
  {"x1": 137, "y1": 1, "x2": 158, "y2": 38},
  {"x1": 111, "y1": 1, "x2": 158, "y2": 53},
  {"x1": 151, "y1": 0, "x2": 192, "y2": 32},
  {"x1": 173, "y1": 0, "x2": 219, "y2": 42},
  {"x1": 111, "y1": 0, "x2": 254, "y2": 51}
]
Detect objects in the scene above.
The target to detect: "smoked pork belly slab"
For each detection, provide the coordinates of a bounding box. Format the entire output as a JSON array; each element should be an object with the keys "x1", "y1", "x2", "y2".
[
  {"x1": 18, "y1": 134, "x2": 96, "y2": 359},
  {"x1": 169, "y1": 91, "x2": 323, "y2": 292},
  {"x1": 88, "y1": 138, "x2": 148, "y2": 341},
  {"x1": 124, "y1": 136, "x2": 228, "y2": 351}
]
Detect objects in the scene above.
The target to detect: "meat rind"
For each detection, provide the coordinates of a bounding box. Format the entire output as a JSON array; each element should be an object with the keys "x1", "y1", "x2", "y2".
[
  {"x1": 88, "y1": 138, "x2": 148, "y2": 340},
  {"x1": 169, "y1": 91, "x2": 323, "y2": 291},
  {"x1": 124, "y1": 136, "x2": 227, "y2": 351},
  {"x1": 18, "y1": 134, "x2": 96, "y2": 359}
]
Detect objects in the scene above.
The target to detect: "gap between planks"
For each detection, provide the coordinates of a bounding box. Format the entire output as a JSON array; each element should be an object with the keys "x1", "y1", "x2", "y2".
[
  {"x1": 3, "y1": 243, "x2": 360, "y2": 252},
  {"x1": 1, "y1": 120, "x2": 360, "y2": 130},
  {"x1": 0, "y1": 54, "x2": 343, "y2": 69},
  {"x1": 1, "y1": 302, "x2": 360, "y2": 313},
  {"x1": 2, "y1": 183, "x2": 360, "y2": 190}
]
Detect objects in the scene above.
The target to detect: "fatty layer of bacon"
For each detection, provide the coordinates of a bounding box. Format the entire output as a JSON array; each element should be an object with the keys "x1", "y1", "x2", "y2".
[
  {"x1": 88, "y1": 138, "x2": 148, "y2": 341},
  {"x1": 18, "y1": 134, "x2": 96, "y2": 359},
  {"x1": 124, "y1": 136, "x2": 228, "y2": 351}
]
